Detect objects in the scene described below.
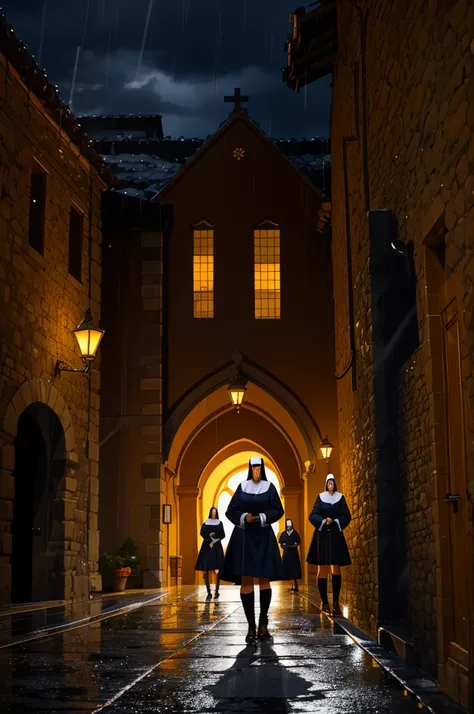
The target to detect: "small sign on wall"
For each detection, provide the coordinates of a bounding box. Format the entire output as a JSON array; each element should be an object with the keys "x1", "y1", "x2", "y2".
[{"x1": 162, "y1": 504, "x2": 172, "y2": 524}]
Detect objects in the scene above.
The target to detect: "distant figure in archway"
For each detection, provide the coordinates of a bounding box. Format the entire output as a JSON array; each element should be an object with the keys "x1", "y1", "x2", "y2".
[
  {"x1": 220, "y1": 456, "x2": 284, "y2": 645},
  {"x1": 306, "y1": 474, "x2": 352, "y2": 616},
  {"x1": 195, "y1": 507, "x2": 225, "y2": 600},
  {"x1": 279, "y1": 519, "x2": 302, "y2": 593}
]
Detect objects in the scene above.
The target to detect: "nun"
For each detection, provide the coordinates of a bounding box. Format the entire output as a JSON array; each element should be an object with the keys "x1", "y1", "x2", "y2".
[
  {"x1": 306, "y1": 474, "x2": 351, "y2": 615},
  {"x1": 220, "y1": 456, "x2": 284, "y2": 644},
  {"x1": 195, "y1": 506, "x2": 225, "y2": 600},
  {"x1": 279, "y1": 519, "x2": 302, "y2": 592}
]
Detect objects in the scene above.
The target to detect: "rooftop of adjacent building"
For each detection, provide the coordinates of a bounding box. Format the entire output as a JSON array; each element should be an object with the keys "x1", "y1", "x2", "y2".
[
  {"x1": 282, "y1": 0, "x2": 338, "y2": 92},
  {"x1": 78, "y1": 111, "x2": 331, "y2": 200},
  {"x1": 0, "y1": 11, "x2": 114, "y2": 184}
]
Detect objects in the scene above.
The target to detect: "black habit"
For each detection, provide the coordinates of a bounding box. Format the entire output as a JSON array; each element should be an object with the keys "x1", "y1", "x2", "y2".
[
  {"x1": 195, "y1": 520, "x2": 225, "y2": 572},
  {"x1": 279, "y1": 528, "x2": 302, "y2": 580},
  {"x1": 306, "y1": 490, "x2": 352, "y2": 566},
  {"x1": 220, "y1": 478, "x2": 284, "y2": 585}
]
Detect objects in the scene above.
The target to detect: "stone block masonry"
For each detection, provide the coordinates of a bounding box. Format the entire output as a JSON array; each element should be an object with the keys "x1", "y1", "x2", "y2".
[
  {"x1": 331, "y1": 0, "x2": 473, "y2": 706},
  {"x1": 99, "y1": 195, "x2": 168, "y2": 589},
  {"x1": 0, "y1": 48, "x2": 107, "y2": 604}
]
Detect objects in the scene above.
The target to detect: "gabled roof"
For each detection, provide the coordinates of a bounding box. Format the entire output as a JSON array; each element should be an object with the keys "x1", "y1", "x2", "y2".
[{"x1": 153, "y1": 109, "x2": 326, "y2": 202}]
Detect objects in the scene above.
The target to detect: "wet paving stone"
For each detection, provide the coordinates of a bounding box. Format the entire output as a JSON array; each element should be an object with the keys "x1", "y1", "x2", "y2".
[{"x1": 0, "y1": 586, "x2": 429, "y2": 713}]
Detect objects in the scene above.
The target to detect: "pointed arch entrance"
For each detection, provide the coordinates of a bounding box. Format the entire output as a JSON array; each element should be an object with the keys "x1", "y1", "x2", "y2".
[{"x1": 164, "y1": 362, "x2": 330, "y2": 585}]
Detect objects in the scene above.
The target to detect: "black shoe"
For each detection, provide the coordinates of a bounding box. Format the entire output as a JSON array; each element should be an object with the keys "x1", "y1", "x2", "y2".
[
  {"x1": 206, "y1": 592, "x2": 212, "y2": 601},
  {"x1": 245, "y1": 627, "x2": 257, "y2": 644},
  {"x1": 332, "y1": 604, "x2": 342, "y2": 616},
  {"x1": 289, "y1": 587, "x2": 295, "y2": 592},
  {"x1": 214, "y1": 591, "x2": 220, "y2": 599},
  {"x1": 321, "y1": 602, "x2": 330, "y2": 613}
]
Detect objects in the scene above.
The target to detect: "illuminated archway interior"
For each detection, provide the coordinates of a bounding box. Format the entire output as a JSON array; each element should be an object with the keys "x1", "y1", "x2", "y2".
[{"x1": 199, "y1": 450, "x2": 285, "y2": 553}]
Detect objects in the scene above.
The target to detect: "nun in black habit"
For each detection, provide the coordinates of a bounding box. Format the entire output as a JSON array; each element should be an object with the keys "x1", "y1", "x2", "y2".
[
  {"x1": 220, "y1": 456, "x2": 284, "y2": 644},
  {"x1": 279, "y1": 519, "x2": 302, "y2": 592},
  {"x1": 195, "y1": 506, "x2": 225, "y2": 600},
  {"x1": 306, "y1": 473, "x2": 351, "y2": 615}
]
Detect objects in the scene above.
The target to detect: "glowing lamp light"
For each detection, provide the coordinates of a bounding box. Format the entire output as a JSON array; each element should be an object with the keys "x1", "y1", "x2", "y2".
[
  {"x1": 227, "y1": 373, "x2": 247, "y2": 412},
  {"x1": 55, "y1": 307, "x2": 105, "y2": 377},
  {"x1": 73, "y1": 307, "x2": 105, "y2": 361},
  {"x1": 319, "y1": 435, "x2": 334, "y2": 462}
]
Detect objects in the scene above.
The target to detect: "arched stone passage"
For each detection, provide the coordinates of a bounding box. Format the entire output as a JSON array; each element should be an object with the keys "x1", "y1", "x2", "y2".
[
  {"x1": 164, "y1": 356, "x2": 324, "y2": 470},
  {"x1": 12, "y1": 403, "x2": 67, "y2": 602},
  {"x1": 179, "y1": 409, "x2": 301, "y2": 488},
  {"x1": 171, "y1": 408, "x2": 307, "y2": 585},
  {"x1": 162, "y1": 364, "x2": 333, "y2": 587},
  {"x1": 0, "y1": 379, "x2": 79, "y2": 604}
]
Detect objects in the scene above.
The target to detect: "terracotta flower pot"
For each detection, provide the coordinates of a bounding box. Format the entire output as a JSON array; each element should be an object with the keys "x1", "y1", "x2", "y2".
[{"x1": 114, "y1": 575, "x2": 128, "y2": 592}]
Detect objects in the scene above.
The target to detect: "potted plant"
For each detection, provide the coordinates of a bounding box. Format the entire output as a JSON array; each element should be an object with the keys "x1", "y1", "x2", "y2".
[
  {"x1": 114, "y1": 564, "x2": 131, "y2": 592},
  {"x1": 98, "y1": 553, "x2": 128, "y2": 592},
  {"x1": 98, "y1": 538, "x2": 141, "y2": 593},
  {"x1": 116, "y1": 537, "x2": 141, "y2": 586}
]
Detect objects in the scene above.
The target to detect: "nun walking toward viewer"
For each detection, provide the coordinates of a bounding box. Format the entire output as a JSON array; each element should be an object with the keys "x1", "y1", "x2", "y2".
[
  {"x1": 306, "y1": 474, "x2": 351, "y2": 615},
  {"x1": 220, "y1": 456, "x2": 284, "y2": 644},
  {"x1": 279, "y1": 519, "x2": 302, "y2": 592},
  {"x1": 195, "y1": 507, "x2": 225, "y2": 600}
]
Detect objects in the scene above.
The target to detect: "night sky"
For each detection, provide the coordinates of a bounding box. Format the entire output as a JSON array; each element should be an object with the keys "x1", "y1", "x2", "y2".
[{"x1": 3, "y1": 0, "x2": 331, "y2": 139}]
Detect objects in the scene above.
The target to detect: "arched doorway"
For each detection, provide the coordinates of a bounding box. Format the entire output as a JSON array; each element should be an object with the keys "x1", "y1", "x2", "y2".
[
  {"x1": 170, "y1": 402, "x2": 322, "y2": 585},
  {"x1": 11, "y1": 403, "x2": 66, "y2": 603},
  {"x1": 158, "y1": 361, "x2": 338, "y2": 587}
]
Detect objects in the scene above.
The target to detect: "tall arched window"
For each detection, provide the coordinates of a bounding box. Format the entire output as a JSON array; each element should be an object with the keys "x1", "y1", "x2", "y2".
[
  {"x1": 193, "y1": 220, "x2": 214, "y2": 318},
  {"x1": 254, "y1": 220, "x2": 281, "y2": 319}
]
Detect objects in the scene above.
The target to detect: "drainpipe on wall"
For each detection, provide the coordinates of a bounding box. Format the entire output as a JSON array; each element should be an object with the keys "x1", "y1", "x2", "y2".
[
  {"x1": 85, "y1": 174, "x2": 94, "y2": 596},
  {"x1": 336, "y1": 63, "x2": 360, "y2": 391},
  {"x1": 336, "y1": 6, "x2": 371, "y2": 392}
]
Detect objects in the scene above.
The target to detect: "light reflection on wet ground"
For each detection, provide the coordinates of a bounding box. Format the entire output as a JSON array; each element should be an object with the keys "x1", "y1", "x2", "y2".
[{"x1": 0, "y1": 586, "x2": 425, "y2": 713}]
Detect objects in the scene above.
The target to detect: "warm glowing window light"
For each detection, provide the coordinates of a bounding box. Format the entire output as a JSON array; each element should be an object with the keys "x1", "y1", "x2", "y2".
[
  {"x1": 193, "y1": 226, "x2": 214, "y2": 318},
  {"x1": 254, "y1": 226, "x2": 281, "y2": 319}
]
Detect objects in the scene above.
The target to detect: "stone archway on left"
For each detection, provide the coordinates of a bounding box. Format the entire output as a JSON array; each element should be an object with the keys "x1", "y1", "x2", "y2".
[{"x1": 0, "y1": 379, "x2": 80, "y2": 605}]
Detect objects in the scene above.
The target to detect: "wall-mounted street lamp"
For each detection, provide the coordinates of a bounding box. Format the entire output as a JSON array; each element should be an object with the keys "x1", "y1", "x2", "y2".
[
  {"x1": 319, "y1": 435, "x2": 334, "y2": 463},
  {"x1": 227, "y1": 372, "x2": 247, "y2": 413},
  {"x1": 55, "y1": 307, "x2": 105, "y2": 377}
]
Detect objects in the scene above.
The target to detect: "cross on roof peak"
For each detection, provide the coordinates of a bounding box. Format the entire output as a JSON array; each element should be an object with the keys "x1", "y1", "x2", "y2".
[{"x1": 224, "y1": 87, "x2": 249, "y2": 114}]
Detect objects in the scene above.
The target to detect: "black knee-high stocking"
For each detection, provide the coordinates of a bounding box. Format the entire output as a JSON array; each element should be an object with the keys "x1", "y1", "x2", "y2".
[
  {"x1": 259, "y1": 588, "x2": 272, "y2": 625},
  {"x1": 332, "y1": 574, "x2": 342, "y2": 607},
  {"x1": 203, "y1": 571, "x2": 211, "y2": 597},
  {"x1": 240, "y1": 591, "x2": 256, "y2": 631},
  {"x1": 215, "y1": 575, "x2": 220, "y2": 596},
  {"x1": 318, "y1": 577, "x2": 329, "y2": 606}
]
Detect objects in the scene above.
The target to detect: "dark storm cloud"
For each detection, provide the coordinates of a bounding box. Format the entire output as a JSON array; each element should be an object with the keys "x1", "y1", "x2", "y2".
[{"x1": 3, "y1": 0, "x2": 331, "y2": 138}]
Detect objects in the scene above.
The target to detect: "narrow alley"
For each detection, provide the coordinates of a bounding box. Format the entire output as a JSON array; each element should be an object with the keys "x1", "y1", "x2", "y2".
[{"x1": 0, "y1": 586, "x2": 452, "y2": 713}]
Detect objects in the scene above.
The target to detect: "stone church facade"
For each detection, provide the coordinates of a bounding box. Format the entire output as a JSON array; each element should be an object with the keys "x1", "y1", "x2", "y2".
[
  {"x1": 285, "y1": 0, "x2": 473, "y2": 708},
  {"x1": 99, "y1": 103, "x2": 337, "y2": 589},
  {"x1": 0, "y1": 17, "x2": 110, "y2": 605}
]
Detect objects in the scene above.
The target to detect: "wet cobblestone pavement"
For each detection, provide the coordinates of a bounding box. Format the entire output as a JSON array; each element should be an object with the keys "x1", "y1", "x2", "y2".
[{"x1": 0, "y1": 586, "x2": 435, "y2": 713}]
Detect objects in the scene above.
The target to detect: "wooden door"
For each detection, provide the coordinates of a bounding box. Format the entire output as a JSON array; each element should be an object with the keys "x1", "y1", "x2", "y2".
[{"x1": 441, "y1": 296, "x2": 469, "y2": 665}]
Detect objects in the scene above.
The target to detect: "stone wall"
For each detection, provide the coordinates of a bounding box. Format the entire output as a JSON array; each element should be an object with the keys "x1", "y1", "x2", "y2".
[
  {"x1": 331, "y1": 0, "x2": 473, "y2": 697},
  {"x1": 0, "y1": 54, "x2": 104, "y2": 603},
  {"x1": 99, "y1": 194, "x2": 167, "y2": 588}
]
